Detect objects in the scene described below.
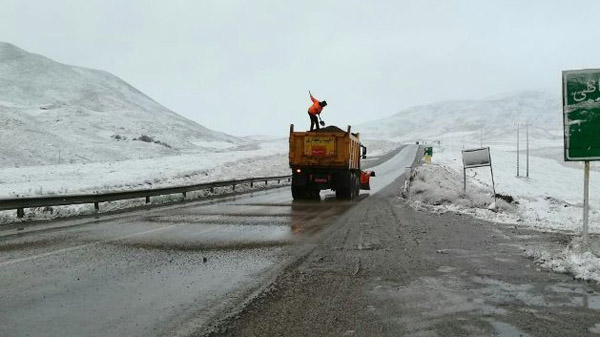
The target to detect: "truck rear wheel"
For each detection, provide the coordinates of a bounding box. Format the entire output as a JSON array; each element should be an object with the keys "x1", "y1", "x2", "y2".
[
  {"x1": 307, "y1": 189, "x2": 320, "y2": 200},
  {"x1": 291, "y1": 186, "x2": 306, "y2": 200},
  {"x1": 348, "y1": 173, "x2": 355, "y2": 200},
  {"x1": 335, "y1": 187, "x2": 348, "y2": 200},
  {"x1": 335, "y1": 172, "x2": 353, "y2": 200}
]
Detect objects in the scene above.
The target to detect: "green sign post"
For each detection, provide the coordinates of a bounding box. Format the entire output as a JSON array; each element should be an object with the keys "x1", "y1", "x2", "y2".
[
  {"x1": 425, "y1": 146, "x2": 433, "y2": 157},
  {"x1": 563, "y1": 68, "x2": 600, "y2": 249},
  {"x1": 563, "y1": 69, "x2": 600, "y2": 160}
]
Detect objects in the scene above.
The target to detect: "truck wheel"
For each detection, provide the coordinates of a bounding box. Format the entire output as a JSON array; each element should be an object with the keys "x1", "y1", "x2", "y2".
[
  {"x1": 349, "y1": 173, "x2": 356, "y2": 200},
  {"x1": 335, "y1": 187, "x2": 347, "y2": 200},
  {"x1": 308, "y1": 189, "x2": 320, "y2": 200},
  {"x1": 335, "y1": 173, "x2": 352, "y2": 200},
  {"x1": 335, "y1": 185, "x2": 342, "y2": 200},
  {"x1": 292, "y1": 186, "x2": 306, "y2": 200},
  {"x1": 354, "y1": 173, "x2": 360, "y2": 198}
]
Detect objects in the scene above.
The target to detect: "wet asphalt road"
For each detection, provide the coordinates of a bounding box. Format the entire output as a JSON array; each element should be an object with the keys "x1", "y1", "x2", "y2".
[
  {"x1": 209, "y1": 166, "x2": 600, "y2": 337},
  {"x1": 0, "y1": 145, "x2": 420, "y2": 337}
]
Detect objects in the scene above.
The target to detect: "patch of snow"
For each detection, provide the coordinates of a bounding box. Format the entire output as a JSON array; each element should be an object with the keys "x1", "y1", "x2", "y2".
[
  {"x1": 190, "y1": 140, "x2": 238, "y2": 149},
  {"x1": 358, "y1": 90, "x2": 561, "y2": 145},
  {"x1": 408, "y1": 164, "x2": 518, "y2": 224},
  {"x1": 0, "y1": 42, "x2": 244, "y2": 167},
  {"x1": 0, "y1": 140, "x2": 289, "y2": 199},
  {"x1": 528, "y1": 237, "x2": 600, "y2": 283}
]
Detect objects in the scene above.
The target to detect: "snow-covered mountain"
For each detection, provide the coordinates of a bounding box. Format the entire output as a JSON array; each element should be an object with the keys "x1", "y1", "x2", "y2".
[
  {"x1": 0, "y1": 42, "x2": 242, "y2": 166},
  {"x1": 358, "y1": 91, "x2": 562, "y2": 144}
]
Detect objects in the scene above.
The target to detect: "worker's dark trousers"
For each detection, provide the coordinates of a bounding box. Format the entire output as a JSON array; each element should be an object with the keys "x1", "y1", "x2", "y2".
[{"x1": 308, "y1": 112, "x2": 319, "y2": 131}]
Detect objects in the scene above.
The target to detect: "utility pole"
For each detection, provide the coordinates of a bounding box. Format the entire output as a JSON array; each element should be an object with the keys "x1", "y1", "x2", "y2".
[
  {"x1": 526, "y1": 122, "x2": 529, "y2": 178},
  {"x1": 516, "y1": 123, "x2": 520, "y2": 177},
  {"x1": 480, "y1": 128, "x2": 483, "y2": 147}
]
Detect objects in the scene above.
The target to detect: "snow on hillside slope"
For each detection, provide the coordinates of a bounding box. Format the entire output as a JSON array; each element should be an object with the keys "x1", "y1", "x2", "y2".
[
  {"x1": 358, "y1": 91, "x2": 561, "y2": 144},
  {"x1": 0, "y1": 42, "x2": 242, "y2": 166}
]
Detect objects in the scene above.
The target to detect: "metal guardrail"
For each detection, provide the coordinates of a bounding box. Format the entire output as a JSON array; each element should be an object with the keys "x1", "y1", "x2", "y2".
[{"x1": 0, "y1": 175, "x2": 292, "y2": 218}]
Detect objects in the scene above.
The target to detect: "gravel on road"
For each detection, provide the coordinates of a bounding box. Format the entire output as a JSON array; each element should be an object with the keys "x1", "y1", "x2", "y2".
[{"x1": 207, "y1": 177, "x2": 600, "y2": 337}]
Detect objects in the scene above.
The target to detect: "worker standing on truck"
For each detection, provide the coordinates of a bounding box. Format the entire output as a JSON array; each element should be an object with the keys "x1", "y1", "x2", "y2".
[{"x1": 307, "y1": 91, "x2": 327, "y2": 131}]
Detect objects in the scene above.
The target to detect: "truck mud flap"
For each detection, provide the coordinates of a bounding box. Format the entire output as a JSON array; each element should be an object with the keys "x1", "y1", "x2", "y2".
[{"x1": 360, "y1": 171, "x2": 374, "y2": 190}]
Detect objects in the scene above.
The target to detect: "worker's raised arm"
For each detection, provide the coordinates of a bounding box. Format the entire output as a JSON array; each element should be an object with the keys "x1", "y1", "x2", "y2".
[{"x1": 309, "y1": 92, "x2": 318, "y2": 104}]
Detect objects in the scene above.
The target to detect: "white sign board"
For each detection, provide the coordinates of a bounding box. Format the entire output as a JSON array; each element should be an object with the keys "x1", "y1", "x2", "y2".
[
  {"x1": 462, "y1": 147, "x2": 491, "y2": 168},
  {"x1": 461, "y1": 147, "x2": 496, "y2": 206}
]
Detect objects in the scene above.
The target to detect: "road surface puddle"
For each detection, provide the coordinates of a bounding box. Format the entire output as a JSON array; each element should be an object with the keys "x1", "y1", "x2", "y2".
[{"x1": 371, "y1": 272, "x2": 600, "y2": 335}]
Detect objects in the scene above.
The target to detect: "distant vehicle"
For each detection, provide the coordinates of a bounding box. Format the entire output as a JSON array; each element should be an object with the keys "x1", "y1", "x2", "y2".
[{"x1": 289, "y1": 125, "x2": 375, "y2": 200}]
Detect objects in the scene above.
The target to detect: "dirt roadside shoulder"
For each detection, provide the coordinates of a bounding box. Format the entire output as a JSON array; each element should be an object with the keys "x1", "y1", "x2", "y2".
[{"x1": 204, "y1": 178, "x2": 600, "y2": 337}]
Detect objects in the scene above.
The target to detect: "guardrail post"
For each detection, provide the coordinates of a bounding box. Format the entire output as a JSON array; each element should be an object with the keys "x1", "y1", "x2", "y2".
[
  {"x1": 94, "y1": 202, "x2": 99, "y2": 211},
  {"x1": 265, "y1": 180, "x2": 268, "y2": 186},
  {"x1": 277, "y1": 179, "x2": 281, "y2": 184},
  {"x1": 182, "y1": 192, "x2": 186, "y2": 199},
  {"x1": 17, "y1": 208, "x2": 24, "y2": 218},
  {"x1": 210, "y1": 187, "x2": 214, "y2": 193},
  {"x1": 232, "y1": 184, "x2": 236, "y2": 191},
  {"x1": 145, "y1": 196, "x2": 150, "y2": 204},
  {"x1": 250, "y1": 182, "x2": 253, "y2": 188}
]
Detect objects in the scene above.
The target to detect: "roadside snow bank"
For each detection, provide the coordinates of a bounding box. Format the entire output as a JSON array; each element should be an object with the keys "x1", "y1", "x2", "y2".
[
  {"x1": 429, "y1": 143, "x2": 600, "y2": 233},
  {"x1": 0, "y1": 140, "x2": 289, "y2": 198},
  {"x1": 0, "y1": 180, "x2": 291, "y2": 225},
  {"x1": 409, "y1": 164, "x2": 517, "y2": 223},
  {"x1": 528, "y1": 237, "x2": 600, "y2": 283},
  {"x1": 407, "y1": 150, "x2": 600, "y2": 284}
]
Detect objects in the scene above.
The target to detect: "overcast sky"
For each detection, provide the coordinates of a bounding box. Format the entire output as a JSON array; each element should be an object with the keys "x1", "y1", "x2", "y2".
[{"x1": 1, "y1": 0, "x2": 599, "y2": 136}]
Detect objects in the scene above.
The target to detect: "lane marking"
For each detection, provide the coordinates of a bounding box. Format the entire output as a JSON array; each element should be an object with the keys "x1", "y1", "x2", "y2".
[{"x1": 0, "y1": 224, "x2": 178, "y2": 268}]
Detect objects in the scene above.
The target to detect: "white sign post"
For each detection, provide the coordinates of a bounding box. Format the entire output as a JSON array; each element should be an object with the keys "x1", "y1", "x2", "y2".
[{"x1": 462, "y1": 147, "x2": 497, "y2": 205}]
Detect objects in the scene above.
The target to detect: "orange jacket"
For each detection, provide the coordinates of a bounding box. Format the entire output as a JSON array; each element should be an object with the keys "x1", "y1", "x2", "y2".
[{"x1": 308, "y1": 94, "x2": 323, "y2": 115}]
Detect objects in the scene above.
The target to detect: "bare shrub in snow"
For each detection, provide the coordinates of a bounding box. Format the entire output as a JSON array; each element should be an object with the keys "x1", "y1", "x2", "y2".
[
  {"x1": 133, "y1": 134, "x2": 172, "y2": 149},
  {"x1": 111, "y1": 134, "x2": 127, "y2": 141},
  {"x1": 135, "y1": 134, "x2": 154, "y2": 143}
]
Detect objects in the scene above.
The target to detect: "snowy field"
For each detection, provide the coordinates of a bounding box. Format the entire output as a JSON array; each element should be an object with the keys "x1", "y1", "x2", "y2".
[
  {"x1": 0, "y1": 139, "x2": 289, "y2": 198},
  {"x1": 0, "y1": 138, "x2": 396, "y2": 199},
  {"x1": 0, "y1": 138, "x2": 398, "y2": 224},
  {"x1": 418, "y1": 140, "x2": 600, "y2": 233},
  {"x1": 409, "y1": 138, "x2": 600, "y2": 282}
]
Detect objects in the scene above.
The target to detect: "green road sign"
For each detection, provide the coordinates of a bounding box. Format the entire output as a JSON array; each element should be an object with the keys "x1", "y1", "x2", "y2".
[
  {"x1": 425, "y1": 146, "x2": 433, "y2": 156},
  {"x1": 563, "y1": 69, "x2": 600, "y2": 161}
]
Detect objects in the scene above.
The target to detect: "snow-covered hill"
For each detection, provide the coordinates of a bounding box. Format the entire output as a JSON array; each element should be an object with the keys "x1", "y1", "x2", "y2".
[
  {"x1": 0, "y1": 42, "x2": 242, "y2": 166},
  {"x1": 358, "y1": 91, "x2": 562, "y2": 144}
]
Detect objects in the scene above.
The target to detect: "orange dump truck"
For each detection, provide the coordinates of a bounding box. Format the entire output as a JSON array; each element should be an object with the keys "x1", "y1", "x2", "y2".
[{"x1": 289, "y1": 124, "x2": 375, "y2": 200}]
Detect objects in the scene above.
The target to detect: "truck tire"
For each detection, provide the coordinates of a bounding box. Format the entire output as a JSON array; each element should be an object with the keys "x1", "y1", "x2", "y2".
[
  {"x1": 348, "y1": 173, "x2": 355, "y2": 200},
  {"x1": 292, "y1": 186, "x2": 307, "y2": 200},
  {"x1": 335, "y1": 172, "x2": 352, "y2": 200},
  {"x1": 354, "y1": 172, "x2": 360, "y2": 198},
  {"x1": 335, "y1": 187, "x2": 348, "y2": 200}
]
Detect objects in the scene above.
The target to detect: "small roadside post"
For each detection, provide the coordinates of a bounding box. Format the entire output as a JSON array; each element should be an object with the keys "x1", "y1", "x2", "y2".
[
  {"x1": 516, "y1": 123, "x2": 520, "y2": 177},
  {"x1": 462, "y1": 147, "x2": 497, "y2": 206},
  {"x1": 424, "y1": 146, "x2": 433, "y2": 164},
  {"x1": 563, "y1": 69, "x2": 600, "y2": 249}
]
